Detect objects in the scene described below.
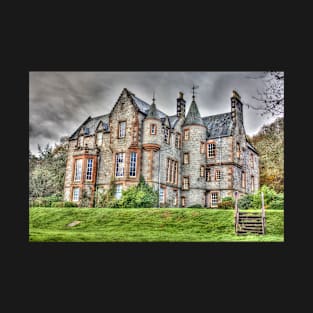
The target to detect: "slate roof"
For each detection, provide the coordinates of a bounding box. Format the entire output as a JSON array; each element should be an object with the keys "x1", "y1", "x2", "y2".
[
  {"x1": 169, "y1": 115, "x2": 179, "y2": 128},
  {"x1": 184, "y1": 100, "x2": 205, "y2": 126},
  {"x1": 131, "y1": 95, "x2": 166, "y2": 118},
  {"x1": 69, "y1": 114, "x2": 109, "y2": 139},
  {"x1": 202, "y1": 112, "x2": 233, "y2": 139}
]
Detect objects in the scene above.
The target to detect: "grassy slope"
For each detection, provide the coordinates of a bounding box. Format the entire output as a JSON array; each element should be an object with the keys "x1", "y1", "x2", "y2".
[{"x1": 29, "y1": 208, "x2": 284, "y2": 242}]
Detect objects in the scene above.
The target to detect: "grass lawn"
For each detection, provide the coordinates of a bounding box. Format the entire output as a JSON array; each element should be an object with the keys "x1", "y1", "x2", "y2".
[{"x1": 29, "y1": 207, "x2": 284, "y2": 242}]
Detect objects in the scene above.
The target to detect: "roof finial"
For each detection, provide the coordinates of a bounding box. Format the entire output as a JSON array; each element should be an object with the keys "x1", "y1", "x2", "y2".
[
  {"x1": 152, "y1": 91, "x2": 156, "y2": 104},
  {"x1": 192, "y1": 84, "x2": 199, "y2": 101}
]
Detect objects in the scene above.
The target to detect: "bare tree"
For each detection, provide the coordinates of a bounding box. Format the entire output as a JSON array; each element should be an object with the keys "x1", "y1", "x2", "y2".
[{"x1": 246, "y1": 71, "x2": 284, "y2": 116}]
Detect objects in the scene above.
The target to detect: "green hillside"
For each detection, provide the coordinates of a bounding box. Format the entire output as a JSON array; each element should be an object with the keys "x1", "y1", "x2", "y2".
[{"x1": 29, "y1": 207, "x2": 284, "y2": 242}]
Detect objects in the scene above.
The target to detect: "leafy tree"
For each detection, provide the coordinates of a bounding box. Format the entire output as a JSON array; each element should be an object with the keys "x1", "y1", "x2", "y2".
[{"x1": 250, "y1": 117, "x2": 284, "y2": 192}]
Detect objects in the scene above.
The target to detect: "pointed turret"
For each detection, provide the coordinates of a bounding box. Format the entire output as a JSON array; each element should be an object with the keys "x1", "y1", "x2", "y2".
[
  {"x1": 184, "y1": 99, "x2": 204, "y2": 126},
  {"x1": 146, "y1": 93, "x2": 159, "y2": 119}
]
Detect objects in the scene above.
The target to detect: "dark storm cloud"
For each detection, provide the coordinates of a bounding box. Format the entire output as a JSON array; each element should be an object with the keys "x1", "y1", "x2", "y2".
[{"x1": 29, "y1": 72, "x2": 278, "y2": 154}]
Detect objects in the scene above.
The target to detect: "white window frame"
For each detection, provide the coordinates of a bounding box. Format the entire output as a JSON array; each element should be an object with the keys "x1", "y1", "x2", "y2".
[
  {"x1": 115, "y1": 184, "x2": 123, "y2": 200},
  {"x1": 200, "y1": 142, "x2": 205, "y2": 154},
  {"x1": 181, "y1": 197, "x2": 186, "y2": 207},
  {"x1": 74, "y1": 159, "x2": 83, "y2": 182},
  {"x1": 184, "y1": 129, "x2": 189, "y2": 141},
  {"x1": 129, "y1": 152, "x2": 137, "y2": 177},
  {"x1": 175, "y1": 134, "x2": 181, "y2": 148},
  {"x1": 206, "y1": 168, "x2": 211, "y2": 182},
  {"x1": 115, "y1": 153, "x2": 125, "y2": 177},
  {"x1": 208, "y1": 143, "x2": 216, "y2": 158},
  {"x1": 173, "y1": 191, "x2": 178, "y2": 206},
  {"x1": 86, "y1": 159, "x2": 93, "y2": 181},
  {"x1": 72, "y1": 187, "x2": 80, "y2": 202},
  {"x1": 215, "y1": 169, "x2": 221, "y2": 181},
  {"x1": 200, "y1": 166, "x2": 205, "y2": 177},
  {"x1": 183, "y1": 153, "x2": 189, "y2": 164},
  {"x1": 211, "y1": 192, "x2": 219, "y2": 207},
  {"x1": 119, "y1": 121, "x2": 126, "y2": 138},
  {"x1": 183, "y1": 177, "x2": 189, "y2": 190},
  {"x1": 159, "y1": 187, "x2": 165, "y2": 204}
]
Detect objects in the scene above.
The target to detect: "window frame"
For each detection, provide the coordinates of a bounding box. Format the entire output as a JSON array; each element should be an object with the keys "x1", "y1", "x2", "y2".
[
  {"x1": 200, "y1": 165, "x2": 205, "y2": 177},
  {"x1": 72, "y1": 187, "x2": 80, "y2": 202},
  {"x1": 215, "y1": 169, "x2": 221, "y2": 181},
  {"x1": 200, "y1": 142, "x2": 205, "y2": 154},
  {"x1": 183, "y1": 152, "x2": 189, "y2": 165},
  {"x1": 251, "y1": 175, "x2": 255, "y2": 192},
  {"x1": 115, "y1": 184, "x2": 123, "y2": 200},
  {"x1": 129, "y1": 152, "x2": 137, "y2": 177},
  {"x1": 175, "y1": 133, "x2": 181, "y2": 149},
  {"x1": 207, "y1": 142, "x2": 216, "y2": 158},
  {"x1": 241, "y1": 171, "x2": 246, "y2": 188},
  {"x1": 159, "y1": 187, "x2": 165, "y2": 204},
  {"x1": 181, "y1": 196, "x2": 186, "y2": 207},
  {"x1": 206, "y1": 168, "x2": 211, "y2": 182},
  {"x1": 115, "y1": 152, "x2": 125, "y2": 177},
  {"x1": 184, "y1": 129, "x2": 190, "y2": 141},
  {"x1": 86, "y1": 158, "x2": 93, "y2": 181},
  {"x1": 118, "y1": 121, "x2": 126, "y2": 138},
  {"x1": 150, "y1": 124, "x2": 157, "y2": 135},
  {"x1": 211, "y1": 192, "x2": 219, "y2": 207},
  {"x1": 164, "y1": 127, "x2": 170, "y2": 144},
  {"x1": 183, "y1": 176, "x2": 190, "y2": 190},
  {"x1": 74, "y1": 159, "x2": 83, "y2": 182}
]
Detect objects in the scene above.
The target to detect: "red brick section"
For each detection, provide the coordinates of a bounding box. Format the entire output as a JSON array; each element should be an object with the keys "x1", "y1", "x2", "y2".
[{"x1": 71, "y1": 154, "x2": 98, "y2": 206}]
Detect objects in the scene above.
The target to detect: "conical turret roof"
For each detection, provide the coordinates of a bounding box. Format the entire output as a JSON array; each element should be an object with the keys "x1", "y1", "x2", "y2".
[
  {"x1": 146, "y1": 96, "x2": 159, "y2": 119},
  {"x1": 184, "y1": 100, "x2": 204, "y2": 126}
]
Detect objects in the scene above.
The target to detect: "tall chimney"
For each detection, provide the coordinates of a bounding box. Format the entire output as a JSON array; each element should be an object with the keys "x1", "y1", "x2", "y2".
[{"x1": 177, "y1": 91, "x2": 186, "y2": 118}]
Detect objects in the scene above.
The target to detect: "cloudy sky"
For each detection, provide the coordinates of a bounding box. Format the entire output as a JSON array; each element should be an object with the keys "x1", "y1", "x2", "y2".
[{"x1": 29, "y1": 72, "x2": 278, "y2": 154}]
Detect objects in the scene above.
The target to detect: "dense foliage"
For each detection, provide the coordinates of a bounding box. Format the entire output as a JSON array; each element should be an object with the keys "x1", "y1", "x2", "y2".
[
  {"x1": 95, "y1": 176, "x2": 159, "y2": 208},
  {"x1": 217, "y1": 197, "x2": 235, "y2": 209},
  {"x1": 238, "y1": 185, "x2": 284, "y2": 210},
  {"x1": 250, "y1": 117, "x2": 284, "y2": 193},
  {"x1": 29, "y1": 142, "x2": 68, "y2": 201}
]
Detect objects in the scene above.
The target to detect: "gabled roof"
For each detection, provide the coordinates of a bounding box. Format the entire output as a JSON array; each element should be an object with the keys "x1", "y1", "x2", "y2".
[
  {"x1": 69, "y1": 114, "x2": 110, "y2": 140},
  {"x1": 202, "y1": 112, "x2": 233, "y2": 139},
  {"x1": 184, "y1": 100, "x2": 204, "y2": 126}
]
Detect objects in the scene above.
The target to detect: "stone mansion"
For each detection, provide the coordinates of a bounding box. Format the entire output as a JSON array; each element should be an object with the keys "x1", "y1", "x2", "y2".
[{"x1": 63, "y1": 87, "x2": 259, "y2": 208}]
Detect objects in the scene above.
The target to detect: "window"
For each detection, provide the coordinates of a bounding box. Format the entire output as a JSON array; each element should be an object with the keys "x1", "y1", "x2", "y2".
[
  {"x1": 72, "y1": 187, "x2": 80, "y2": 202},
  {"x1": 164, "y1": 127, "x2": 170, "y2": 144},
  {"x1": 206, "y1": 168, "x2": 211, "y2": 182},
  {"x1": 115, "y1": 184, "x2": 122, "y2": 199},
  {"x1": 236, "y1": 142, "x2": 240, "y2": 158},
  {"x1": 208, "y1": 143, "x2": 216, "y2": 158},
  {"x1": 251, "y1": 175, "x2": 255, "y2": 192},
  {"x1": 183, "y1": 177, "x2": 189, "y2": 190},
  {"x1": 115, "y1": 153, "x2": 125, "y2": 177},
  {"x1": 181, "y1": 197, "x2": 186, "y2": 207},
  {"x1": 118, "y1": 121, "x2": 126, "y2": 138},
  {"x1": 184, "y1": 129, "x2": 190, "y2": 140},
  {"x1": 200, "y1": 142, "x2": 205, "y2": 154},
  {"x1": 215, "y1": 169, "x2": 221, "y2": 181},
  {"x1": 74, "y1": 159, "x2": 83, "y2": 181},
  {"x1": 86, "y1": 159, "x2": 93, "y2": 180},
  {"x1": 241, "y1": 171, "x2": 246, "y2": 188},
  {"x1": 129, "y1": 152, "x2": 137, "y2": 177},
  {"x1": 96, "y1": 132, "x2": 103, "y2": 146},
  {"x1": 159, "y1": 187, "x2": 165, "y2": 204},
  {"x1": 79, "y1": 135, "x2": 84, "y2": 147},
  {"x1": 183, "y1": 153, "x2": 189, "y2": 164},
  {"x1": 175, "y1": 133, "x2": 181, "y2": 148},
  {"x1": 166, "y1": 159, "x2": 178, "y2": 184},
  {"x1": 173, "y1": 191, "x2": 178, "y2": 206},
  {"x1": 211, "y1": 192, "x2": 219, "y2": 207},
  {"x1": 250, "y1": 153, "x2": 254, "y2": 168},
  {"x1": 150, "y1": 124, "x2": 157, "y2": 135},
  {"x1": 200, "y1": 166, "x2": 205, "y2": 177}
]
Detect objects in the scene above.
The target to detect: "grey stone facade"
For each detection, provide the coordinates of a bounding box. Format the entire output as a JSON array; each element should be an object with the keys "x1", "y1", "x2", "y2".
[{"x1": 64, "y1": 88, "x2": 259, "y2": 207}]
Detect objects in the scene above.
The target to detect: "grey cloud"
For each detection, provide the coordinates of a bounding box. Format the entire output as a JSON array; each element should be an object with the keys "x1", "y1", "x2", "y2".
[{"x1": 29, "y1": 71, "x2": 279, "y2": 155}]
